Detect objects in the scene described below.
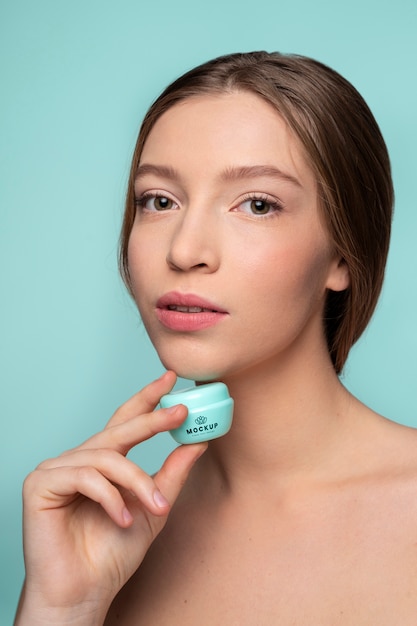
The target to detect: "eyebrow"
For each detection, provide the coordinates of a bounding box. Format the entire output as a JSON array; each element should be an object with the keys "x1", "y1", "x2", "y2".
[
  {"x1": 135, "y1": 163, "x2": 179, "y2": 182},
  {"x1": 220, "y1": 165, "x2": 302, "y2": 187},
  {"x1": 135, "y1": 163, "x2": 302, "y2": 188}
]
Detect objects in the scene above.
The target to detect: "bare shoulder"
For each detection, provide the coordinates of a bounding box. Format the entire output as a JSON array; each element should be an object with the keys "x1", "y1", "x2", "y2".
[
  {"x1": 366, "y1": 408, "x2": 417, "y2": 475},
  {"x1": 345, "y1": 394, "x2": 417, "y2": 470},
  {"x1": 343, "y1": 400, "x2": 417, "y2": 518}
]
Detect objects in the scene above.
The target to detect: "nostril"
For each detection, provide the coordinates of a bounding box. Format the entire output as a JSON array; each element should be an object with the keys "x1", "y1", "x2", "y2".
[{"x1": 166, "y1": 223, "x2": 220, "y2": 273}]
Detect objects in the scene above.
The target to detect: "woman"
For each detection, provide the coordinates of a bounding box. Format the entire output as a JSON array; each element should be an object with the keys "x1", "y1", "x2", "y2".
[{"x1": 16, "y1": 52, "x2": 417, "y2": 625}]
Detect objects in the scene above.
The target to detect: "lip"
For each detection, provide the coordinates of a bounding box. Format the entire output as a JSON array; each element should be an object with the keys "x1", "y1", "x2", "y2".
[{"x1": 156, "y1": 291, "x2": 228, "y2": 331}]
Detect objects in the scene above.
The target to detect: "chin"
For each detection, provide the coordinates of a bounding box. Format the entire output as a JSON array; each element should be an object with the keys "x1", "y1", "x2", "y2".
[
  {"x1": 158, "y1": 355, "x2": 223, "y2": 383},
  {"x1": 167, "y1": 366, "x2": 222, "y2": 384}
]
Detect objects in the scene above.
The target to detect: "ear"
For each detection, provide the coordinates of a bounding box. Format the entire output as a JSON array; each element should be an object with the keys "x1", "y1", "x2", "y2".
[{"x1": 325, "y1": 257, "x2": 350, "y2": 292}]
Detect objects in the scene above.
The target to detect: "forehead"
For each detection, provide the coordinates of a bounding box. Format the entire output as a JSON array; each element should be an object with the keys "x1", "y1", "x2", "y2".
[{"x1": 139, "y1": 92, "x2": 315, "y2": 187}]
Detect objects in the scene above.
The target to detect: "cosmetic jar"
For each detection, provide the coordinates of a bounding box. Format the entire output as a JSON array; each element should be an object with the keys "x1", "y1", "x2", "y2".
[{"x1": 160, "y1": 382, "x2": 234, "y2": 444}]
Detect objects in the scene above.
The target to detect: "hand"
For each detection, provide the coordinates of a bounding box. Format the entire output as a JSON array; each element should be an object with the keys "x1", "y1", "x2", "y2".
[{"x1": 16, "y1": 371, "x2": 206, "y2": 625}]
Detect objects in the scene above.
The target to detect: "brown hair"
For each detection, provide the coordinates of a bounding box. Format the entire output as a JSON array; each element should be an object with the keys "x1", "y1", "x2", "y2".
[{"x1": 119, "y1": 51, "x2": 394, "y2": 374}]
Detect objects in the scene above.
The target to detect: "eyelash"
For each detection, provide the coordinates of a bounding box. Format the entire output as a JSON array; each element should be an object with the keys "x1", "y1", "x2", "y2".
[{"x1": 134, "y1": 191, "x2": 284, "y2": 218}]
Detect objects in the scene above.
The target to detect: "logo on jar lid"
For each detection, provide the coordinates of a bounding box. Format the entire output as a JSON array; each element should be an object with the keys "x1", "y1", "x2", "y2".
[{"x1": 195, "y1": 415, "x2": 207, "y2": 425}]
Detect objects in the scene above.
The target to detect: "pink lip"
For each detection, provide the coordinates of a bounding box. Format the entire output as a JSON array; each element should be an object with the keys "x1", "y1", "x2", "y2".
[{"x1": 156, "y1": 291, "x2": 228, "y2": 332}]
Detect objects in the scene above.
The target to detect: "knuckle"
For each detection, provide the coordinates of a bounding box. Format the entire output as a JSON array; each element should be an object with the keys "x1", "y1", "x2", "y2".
[
  {"x1": 35, "y1": 456, "x2": 58, "y2": 471},
  {"x1": 22, "y1": 470, "x2": 39, "y2": 495},
  {"x1": 74, "y1": 465, "x2": 98, "y2": 483},
  {"x1": 89, "y1": 447, "x2": 120, "y2": 467}
]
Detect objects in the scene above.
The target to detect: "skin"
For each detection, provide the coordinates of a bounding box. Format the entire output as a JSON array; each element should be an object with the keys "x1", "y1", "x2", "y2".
[
  {"x1": 17, "y1": 93, "x2": 417, "y2": 625},
  {"x1": 128, "y1": 93, "x2": 348, "y2": 383}
]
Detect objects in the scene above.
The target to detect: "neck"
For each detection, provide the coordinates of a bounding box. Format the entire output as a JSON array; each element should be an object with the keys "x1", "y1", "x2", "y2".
[{"x1": 198, "y1": 346, "x2": 355, "y2": 496}]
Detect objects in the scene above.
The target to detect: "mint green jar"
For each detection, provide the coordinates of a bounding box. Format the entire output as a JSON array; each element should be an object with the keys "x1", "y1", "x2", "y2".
[{"x1": 160, "y1": 382, "x2": 234, "y2": 444}]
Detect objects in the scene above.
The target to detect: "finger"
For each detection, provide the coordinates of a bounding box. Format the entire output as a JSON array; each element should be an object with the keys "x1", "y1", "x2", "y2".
[
  {"x1": 153, "y1": 443, "x2": 208, "y2": 507},
  {"x1": 24, "y1": 466, "x2": 133, "y2": 528},
  {"x1": 68, "y1": 403, "x2": 188, "y2": 456},
  {"x1": 106, "y1": 371, "x2": 177, "y2": 427},
  {"x1": 37, "y1": 449, "x2": 173, "y2": 516}
]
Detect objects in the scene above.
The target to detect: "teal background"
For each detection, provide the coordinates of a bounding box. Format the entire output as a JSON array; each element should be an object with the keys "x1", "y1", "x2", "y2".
[{"x1": 1, "y1": 0, "x2": 416, "y2": 621}]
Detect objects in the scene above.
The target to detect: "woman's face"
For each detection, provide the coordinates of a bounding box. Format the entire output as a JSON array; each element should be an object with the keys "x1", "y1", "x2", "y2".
[{"x1": 128, "y1": 92, "x2": 347, "y2": 381}]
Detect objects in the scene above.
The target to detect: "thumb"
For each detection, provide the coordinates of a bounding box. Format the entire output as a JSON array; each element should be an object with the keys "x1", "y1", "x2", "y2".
[{"x1": 153, "y1": 443, "x2": 207, "y2": 506}]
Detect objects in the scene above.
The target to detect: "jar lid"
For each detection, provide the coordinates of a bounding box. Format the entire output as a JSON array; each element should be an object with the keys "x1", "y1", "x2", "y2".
[{"x1": 160, "y1": 382, "x2": 231, "y2": 410}]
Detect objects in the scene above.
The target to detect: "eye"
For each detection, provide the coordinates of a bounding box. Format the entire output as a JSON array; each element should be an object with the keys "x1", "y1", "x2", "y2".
[
  {"x1": 135, "y1": 193, "x2": 178, "y2": 212},
  {"x1": 235, "y1": 194, "x2": 284, "y2": 217}
]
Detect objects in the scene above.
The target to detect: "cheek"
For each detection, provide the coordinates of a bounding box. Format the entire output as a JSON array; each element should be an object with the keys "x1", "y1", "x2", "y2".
[
  {"x1": 127, "y1": 232, "x2": 140, "y2": 281},
  {"x1": 126, "y1": 228, "x2": 154, "y2": 306},
  {"x1": 291, "y1": 239, "x2": 333, "y2": 294},
  {"x1": 241, "y1": 233, "x2": 333, "y2": 318},
  {"x1": 127, "y1": 223, "x2": 155, "y2": 276}
]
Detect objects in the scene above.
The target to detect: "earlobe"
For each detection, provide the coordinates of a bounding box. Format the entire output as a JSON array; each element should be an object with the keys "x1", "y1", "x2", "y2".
[{"x1": 326, "y1": 257, "x2": 350, "y2": 292}]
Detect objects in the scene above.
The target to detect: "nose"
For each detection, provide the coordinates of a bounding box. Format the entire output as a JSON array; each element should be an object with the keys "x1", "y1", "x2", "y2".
[{"x1": 166, "y1": 207, "x2": 220, "y2": 273}]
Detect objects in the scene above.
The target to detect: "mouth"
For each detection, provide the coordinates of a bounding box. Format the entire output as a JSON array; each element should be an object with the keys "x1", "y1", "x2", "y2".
[
  {"x1": 156, "y1": 292, "x2": 228, "y2": 331},
  {"x1": 157, "y1": 292, "x2": 227, "y2": 313},
  {"x1": 166, "y1": 305, "x2": 219, "y2": 313}
]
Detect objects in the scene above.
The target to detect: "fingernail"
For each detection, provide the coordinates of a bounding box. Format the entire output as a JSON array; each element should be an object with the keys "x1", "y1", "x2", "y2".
[
  {"x1": 166, "y1": 404, "x2": 181, "y2": 414},
  {"x1": 153, "y1": 489, "x2": 170, "y2": 508},
  {"x1": 122, "y1": 507, "x2": 133, "y2": 524},
  {"x1": 195, "y1": 443, "x2": 208, "y2": 459},
  {"x1": 189, "y1": 443, "x2": 208, "y2": 466}
]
